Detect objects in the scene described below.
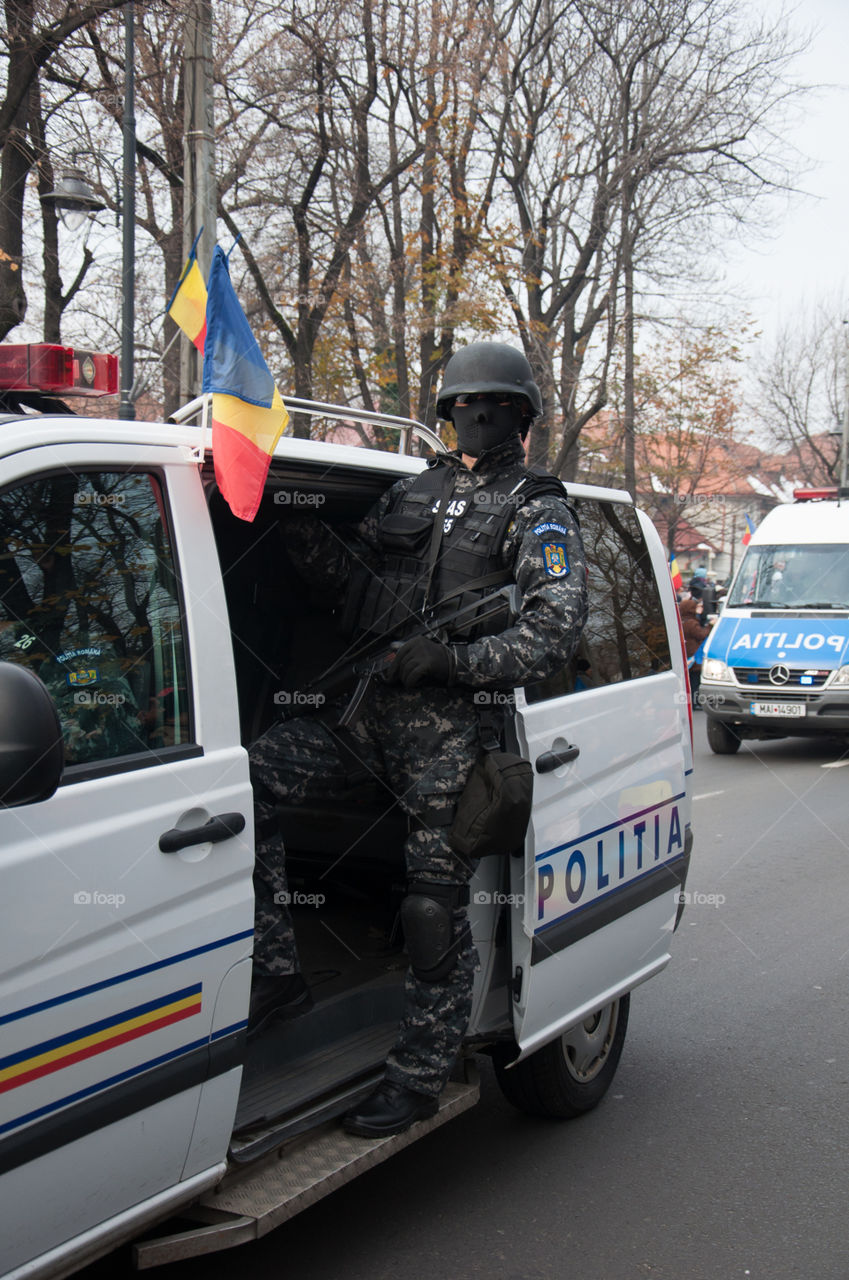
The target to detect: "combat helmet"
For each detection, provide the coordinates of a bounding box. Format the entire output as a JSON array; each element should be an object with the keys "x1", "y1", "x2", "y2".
[{"x1": 436, "y1": 343, "x2": 543, "y2": 425}]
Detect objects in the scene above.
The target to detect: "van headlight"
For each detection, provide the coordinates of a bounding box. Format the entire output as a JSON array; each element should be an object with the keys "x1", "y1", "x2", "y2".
[
  {"x1": 702, "y1": 657, "x2": 734, "y2": 684},
  {"x1": 831, "y1": 665, "x2": 849, "y2": 687}
]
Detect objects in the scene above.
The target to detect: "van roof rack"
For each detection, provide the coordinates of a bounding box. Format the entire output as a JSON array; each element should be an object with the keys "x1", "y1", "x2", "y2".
[{"x1": 169, "y1": 393, "x2": 446, "y2": 457}]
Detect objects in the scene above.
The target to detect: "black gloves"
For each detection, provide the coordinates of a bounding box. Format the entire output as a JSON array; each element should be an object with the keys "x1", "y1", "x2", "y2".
[{"x1": 385, "y1": 637, "x2": 457, "y2": 688}]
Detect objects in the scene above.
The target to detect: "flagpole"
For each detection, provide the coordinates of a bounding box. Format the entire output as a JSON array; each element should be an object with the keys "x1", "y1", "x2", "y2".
[
  {"x1": 194, "y1": 391, "x2": 211, "y2": 463},
  {"x1": 118, "y1": 2, "x2": 136, "y2": 421}
]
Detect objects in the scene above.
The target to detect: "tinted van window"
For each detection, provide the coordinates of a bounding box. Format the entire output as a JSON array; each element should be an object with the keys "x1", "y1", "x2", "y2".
[
  {"x1": 526, "y1": 499, "x2": 671, "y2": 703},
  {"x1": 0, "y1": 470, "x2": 190, "y2": 767}
]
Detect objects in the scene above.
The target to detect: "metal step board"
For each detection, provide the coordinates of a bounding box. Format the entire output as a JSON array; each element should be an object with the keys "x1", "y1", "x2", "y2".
[
  {"x1": 233, "y1": 1021, "x2": 400, "y2": 1137},
  {"x1": 233, "y1": 976, "x2": 405, "y2": 1137},
  {"x1": 132, "y1": 1065, "x2": 480, "y2": 1269}
]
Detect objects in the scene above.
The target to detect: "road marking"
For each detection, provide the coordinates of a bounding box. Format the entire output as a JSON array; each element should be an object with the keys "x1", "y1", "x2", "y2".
[
  {"x1": 821, "y1": 760, "x2": 849, "y2": 769},
  {"x1": 693, "y1": 790, "x2": 725, "y2": 800}
]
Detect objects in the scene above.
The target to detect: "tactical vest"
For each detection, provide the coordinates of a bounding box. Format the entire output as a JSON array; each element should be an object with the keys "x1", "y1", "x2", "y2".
[{"x1": 349, "y1": 457, "x2": 569, "y2": 644}]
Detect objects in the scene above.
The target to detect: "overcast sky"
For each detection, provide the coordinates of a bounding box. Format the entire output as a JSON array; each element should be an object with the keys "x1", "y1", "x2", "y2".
[{"x1": 726, "y1": 0, "x2": 849, "y2": 343}]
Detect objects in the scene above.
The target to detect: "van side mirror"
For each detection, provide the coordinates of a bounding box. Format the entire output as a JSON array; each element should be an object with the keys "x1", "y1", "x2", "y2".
[{"x1": 0, "y1": 661, "x2": 64, "y2": 807}]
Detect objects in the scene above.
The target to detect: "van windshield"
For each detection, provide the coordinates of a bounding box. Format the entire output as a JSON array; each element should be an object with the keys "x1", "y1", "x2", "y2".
[{"x1": 728, "y1": 543, "x2": 849, "y2": 609}]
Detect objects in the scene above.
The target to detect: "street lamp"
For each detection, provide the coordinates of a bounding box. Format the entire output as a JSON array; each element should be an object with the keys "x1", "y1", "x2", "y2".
[{"x1": 39, "y1": 165, "x2": 106, "y2": 231}]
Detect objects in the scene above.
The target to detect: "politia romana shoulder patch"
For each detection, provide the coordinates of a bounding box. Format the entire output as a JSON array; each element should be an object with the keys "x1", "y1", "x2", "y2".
[
  {"x1": 534, "y1": 521, "x2": 571, "y2": 538},
  {"x1": 542, "y1": 542, "x2": 570, "y2": 577}
]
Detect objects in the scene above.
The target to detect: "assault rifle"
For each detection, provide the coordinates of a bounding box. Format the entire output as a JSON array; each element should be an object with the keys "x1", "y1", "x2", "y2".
[{"x1": 308, "y1": 583, "x2": 520, "y2": 728}]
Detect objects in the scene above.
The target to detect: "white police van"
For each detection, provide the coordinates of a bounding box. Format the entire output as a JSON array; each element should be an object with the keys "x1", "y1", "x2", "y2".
[
  {"x1": 700, "y1": 491, "x2": 849, "y2": 753},
  {"x1": 0, "y1": 345, "x2": 693, "y2": 1277}
]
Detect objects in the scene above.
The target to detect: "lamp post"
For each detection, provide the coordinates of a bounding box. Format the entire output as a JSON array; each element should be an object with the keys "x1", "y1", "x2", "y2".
[{"x1": 119, "y1": 2, "x2": 135, "y2": 420}]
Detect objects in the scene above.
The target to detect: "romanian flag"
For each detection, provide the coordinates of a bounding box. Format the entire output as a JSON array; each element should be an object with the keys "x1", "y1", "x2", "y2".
[
  {"x1": 742, "y1": 513, "x2": 756, "y2": 546},
  {"x1": 669, "y1": 551, "x2": 683, "y2": 591},
  {"x1": 167, "y1": 232, "x2": 208, "y2": 353},
  {"x1": 202, "y1": 245, "x2": 288, "y2": 522}
]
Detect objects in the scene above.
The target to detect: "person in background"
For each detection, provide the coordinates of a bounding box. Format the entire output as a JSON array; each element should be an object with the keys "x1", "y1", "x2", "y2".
[
  {"x1": 700, "y1": 575, "x2": 719, "y2": 616},
  {"x1": 679, "y1": 594, "x2": 712, "y2": 708}
]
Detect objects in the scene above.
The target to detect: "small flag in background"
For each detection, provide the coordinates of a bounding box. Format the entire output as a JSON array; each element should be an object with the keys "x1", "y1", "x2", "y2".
[
  {"x1": 669, "y1": 551, "x2": 683, "y2": 591},
  {"x1": 742, "y1": 513, "x2": 756, "y2": 546},
  {"x1": 167, "y1": 230, "x2": 208, "y2": 353},
  {"x1": 202, "y1": 245, "x2": 288, "y2": 523}
]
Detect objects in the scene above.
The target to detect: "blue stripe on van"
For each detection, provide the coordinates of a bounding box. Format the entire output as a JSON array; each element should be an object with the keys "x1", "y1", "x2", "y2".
[
  {"x1": 0, "y1": 930, "x2": 254, "y2": 1027},
  {"x1": 535, "y1": 792, "x2": 687, "y2": 863}
]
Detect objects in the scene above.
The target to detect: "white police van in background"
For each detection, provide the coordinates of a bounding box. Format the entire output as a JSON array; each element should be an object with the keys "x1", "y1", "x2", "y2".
[
  {"x1": 700, "y1": 490, "x2": 849, "y2": 753},
  {"x1": 0, "y1": 344, "x2": 693, "y2": 1278}
]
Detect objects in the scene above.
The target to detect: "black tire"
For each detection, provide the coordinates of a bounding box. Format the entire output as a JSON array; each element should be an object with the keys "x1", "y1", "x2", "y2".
[
  {"x1": 492, "y1": 993, "x2": 629, "y2": 1119},
  {"x1": 706, "y1": 716, "x2": 742, "y2": 755}
]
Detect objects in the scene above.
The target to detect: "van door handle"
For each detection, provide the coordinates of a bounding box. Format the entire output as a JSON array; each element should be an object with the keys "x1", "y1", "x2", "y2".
[
  {"x1": 535, "y1": 745, "x2": 580, "y2": 773},
  {"x1": 159, "y1": 812, "x2": 246, "y2": 853}
]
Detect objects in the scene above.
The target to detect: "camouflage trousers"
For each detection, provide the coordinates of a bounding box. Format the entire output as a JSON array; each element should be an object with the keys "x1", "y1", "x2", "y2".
[{"x1": 249, "y1": 682, "x2": 482, "y2": 1097}]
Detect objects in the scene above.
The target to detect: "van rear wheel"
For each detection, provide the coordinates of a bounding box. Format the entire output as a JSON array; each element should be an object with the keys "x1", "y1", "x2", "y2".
[
  {"x1": 493, "y1": 994, "x2": 629, "y2": 1119},
  {"x1": 706, "y1": 717, "x2": 742, "y2": 755}
]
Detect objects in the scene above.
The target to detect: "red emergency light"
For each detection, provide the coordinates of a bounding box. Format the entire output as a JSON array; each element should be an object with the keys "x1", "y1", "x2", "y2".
[
  {"x1": 0, "y1": 344, "x2": 118, "y2": 397},
  {"x1": 793, "y1": 487, "x2": 839, "y2": 502}
]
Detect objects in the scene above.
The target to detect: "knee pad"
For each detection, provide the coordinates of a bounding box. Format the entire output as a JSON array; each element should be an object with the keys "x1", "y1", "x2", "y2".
[{"x1": 400, "y1": 881, "x2": 471, "y2": 983}]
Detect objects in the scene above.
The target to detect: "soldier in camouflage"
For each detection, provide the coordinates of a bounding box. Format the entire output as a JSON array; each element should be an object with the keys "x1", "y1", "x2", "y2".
[{"x1": 248, "y1": 342, "x2": 588, "y2": 1137}]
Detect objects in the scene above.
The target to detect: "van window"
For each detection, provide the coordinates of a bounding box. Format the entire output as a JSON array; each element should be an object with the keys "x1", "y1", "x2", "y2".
[
  {"x1": 728, "y1": 543, "x2": 849, "y2": 609},
  {"x1": 0, "y1": 470, "x2": 191, "y2": 768},
  {"x1": 525, "y1": 499, "x2": 672, "y2": 703}
]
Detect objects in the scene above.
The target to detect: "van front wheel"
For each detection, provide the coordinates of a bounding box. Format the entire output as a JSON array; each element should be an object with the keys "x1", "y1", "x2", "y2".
[
  {"x1": 706, "y1": 717, "x2": 742, "y2": 755},
  {"x1": 492, "y1": 994, "x2": 629, "y2": 1119}
]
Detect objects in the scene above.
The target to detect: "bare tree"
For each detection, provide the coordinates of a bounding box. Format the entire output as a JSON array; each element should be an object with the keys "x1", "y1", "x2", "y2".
[
  {"x1": 578, "y1": 0, "x2": 802, "y2": 492},
  {"x1": 0, "y1": 0, "x2": 128, "y2": 338},
  {"x1": 753, "y1": 304, "x2": 844, "y2": 486},
  {"x1": 487, "y1": 0, "x2": 801, "y2": 481},
  {"x1": 3, "y1": 0, "x2": 807, "y2": 452}
]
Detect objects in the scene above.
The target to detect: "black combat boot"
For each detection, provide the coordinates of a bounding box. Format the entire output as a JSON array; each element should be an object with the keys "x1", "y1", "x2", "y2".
[
  {"x1": 342, "y1": 1080, "x2": 439, "y2": 1137},
  {"x1": 247, "y1": 973, "x2": 313, "y2": 1039}
]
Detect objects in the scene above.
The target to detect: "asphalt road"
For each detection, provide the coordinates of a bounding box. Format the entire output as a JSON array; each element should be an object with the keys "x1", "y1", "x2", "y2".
[{"x1": 85, "y1": 718, "x2": 849, "y2": 1280}]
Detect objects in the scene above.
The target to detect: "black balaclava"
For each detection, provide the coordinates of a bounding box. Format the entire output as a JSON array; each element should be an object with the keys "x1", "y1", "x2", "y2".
[{"x1": 451, "y1": 396, "x2": 524, "y2": 457}]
